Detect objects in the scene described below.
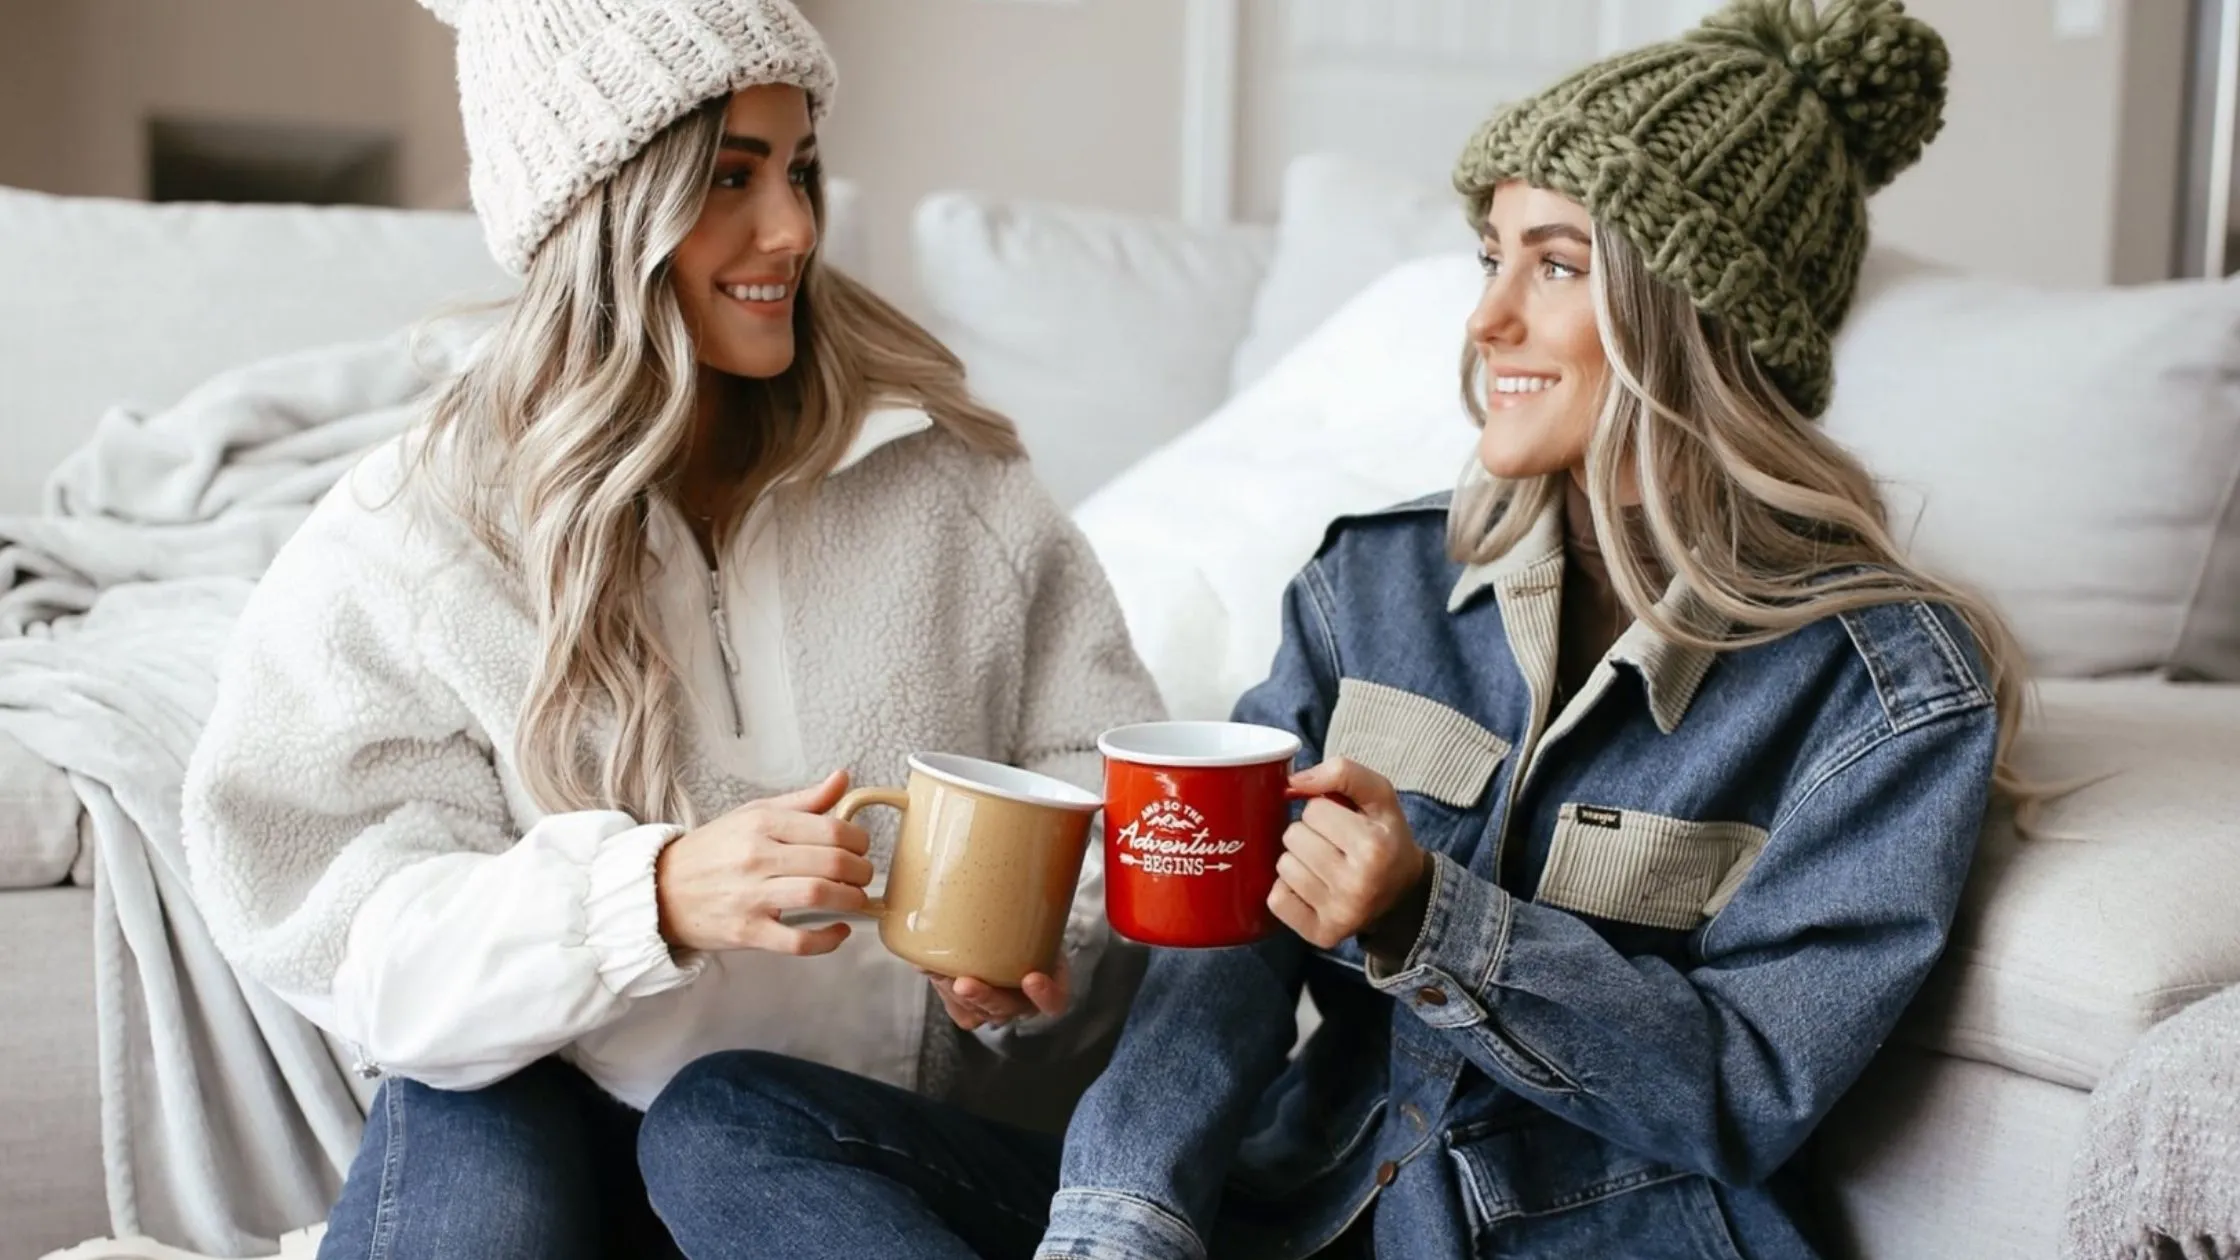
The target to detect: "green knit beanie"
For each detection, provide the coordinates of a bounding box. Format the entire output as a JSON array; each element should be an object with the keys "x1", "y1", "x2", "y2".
[{"x1": 1452, "y1": 0, "x2": 1949, "y2": 416}]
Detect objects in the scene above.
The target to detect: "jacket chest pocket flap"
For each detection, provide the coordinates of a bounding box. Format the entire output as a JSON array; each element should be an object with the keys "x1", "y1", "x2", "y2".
[
  {"x1": 1324, "y1": 679, "x2": 1510, "y2": 808},
  {"x1": 1537, "y1": 804, "x2": 1767, "y2": 931}
]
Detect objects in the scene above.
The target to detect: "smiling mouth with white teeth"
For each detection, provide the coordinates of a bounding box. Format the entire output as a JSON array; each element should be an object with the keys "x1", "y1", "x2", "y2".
[
  {"x1": 723, "y1": 282, "x2": 792, "y2": 304},
  {"x1": 1493, "y1": 375, "x2": 1557, "y2": 395}
]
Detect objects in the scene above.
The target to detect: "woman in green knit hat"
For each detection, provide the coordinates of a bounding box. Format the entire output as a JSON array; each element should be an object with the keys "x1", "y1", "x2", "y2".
[{"x1": 635, "y1": 3, "x2": 2030, "y2": 1258}]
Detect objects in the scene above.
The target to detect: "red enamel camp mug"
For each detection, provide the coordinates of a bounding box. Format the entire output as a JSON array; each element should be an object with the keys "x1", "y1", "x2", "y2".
[{"x1": 1097, "y1": 721, "x2": 1303, "y2": 948}]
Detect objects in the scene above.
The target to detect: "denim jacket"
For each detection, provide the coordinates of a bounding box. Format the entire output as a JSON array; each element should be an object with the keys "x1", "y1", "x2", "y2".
[{"x1": 1039, "y1": 494, "x2": 1998, "y2": 1260}]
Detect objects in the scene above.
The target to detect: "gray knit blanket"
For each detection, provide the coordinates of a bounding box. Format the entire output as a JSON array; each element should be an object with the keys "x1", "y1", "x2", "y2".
[
  {"x1": 2063, "y1": 981, "x2": 2240, "y2": 1259},
  {"x1": 0, "y1": 325, "x2": 477, "y2": 1255}
]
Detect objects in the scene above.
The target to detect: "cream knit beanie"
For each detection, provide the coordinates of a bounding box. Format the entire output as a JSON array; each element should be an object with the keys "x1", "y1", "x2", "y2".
[{"x1": 418, "y1": 0, "x2": 838, "y2": 275}]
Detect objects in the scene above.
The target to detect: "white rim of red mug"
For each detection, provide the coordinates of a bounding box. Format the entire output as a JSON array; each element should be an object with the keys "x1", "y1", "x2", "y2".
[{"x1": 1096, "y1": 721, "x2": 1302, "y2": 769}]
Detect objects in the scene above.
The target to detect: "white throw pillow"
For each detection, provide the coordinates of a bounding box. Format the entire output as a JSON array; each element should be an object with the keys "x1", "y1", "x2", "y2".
[
  {"x1": 0, "y1": 188, "x2": 510, "y2": 516},
  {"x1": 1228, "y1": 153, "x2": 1466, "y2": 395},
  {"x1": 1825, "y1": 253, "x2": 2240, "y2": 680},
  {"x1": 912, "y1": 191, "x2": 1274, "y2": 508},
  {"x1": 1076, "y1": 254, "x2": 1483, "y2": 720}
]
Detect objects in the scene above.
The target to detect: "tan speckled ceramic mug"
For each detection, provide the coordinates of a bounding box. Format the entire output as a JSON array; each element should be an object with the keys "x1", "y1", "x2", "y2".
[{"x1": 832, "y1": 753, "x2": 1100, "y2": 987}]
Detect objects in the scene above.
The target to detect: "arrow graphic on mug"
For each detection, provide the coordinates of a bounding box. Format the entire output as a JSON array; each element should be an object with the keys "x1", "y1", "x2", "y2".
[{"x1": 1118, "y1": 853, "x2": 1139, "y2": 866}]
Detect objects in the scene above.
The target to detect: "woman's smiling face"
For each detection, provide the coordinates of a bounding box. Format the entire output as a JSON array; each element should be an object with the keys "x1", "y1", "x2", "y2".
[{"x1": 1466, "y1": 181, "x2": 1610, "y2": 484}]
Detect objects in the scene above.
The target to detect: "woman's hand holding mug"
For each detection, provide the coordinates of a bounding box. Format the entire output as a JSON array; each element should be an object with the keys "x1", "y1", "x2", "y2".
[
  {"x1": 1270, "y1": 758, "x2": 1428, "y2": 951},
  {"x1": 654, "y1": 770, "x2": 878, "y2": 956},
  {"x1": 926, "y1": 957, "x2": 1072, "y2": 1031}
]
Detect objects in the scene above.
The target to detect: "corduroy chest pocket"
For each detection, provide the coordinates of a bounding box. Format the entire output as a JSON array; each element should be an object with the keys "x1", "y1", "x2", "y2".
[
  {"x1": 1535, "y1": 803, "x2": 1768, "y2": 931},
  {"x1": 1324, "y1": 679, "x2": 1510, "y2": 855}
]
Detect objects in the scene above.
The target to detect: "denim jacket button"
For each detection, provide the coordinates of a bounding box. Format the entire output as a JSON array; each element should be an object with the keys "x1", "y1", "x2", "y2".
[
  {"x1": 1400, "y1": 1103, "x2": 1427, "y2": 1131},
  {"x1": 1415, "y1": 985, "x2": 1448, "y2": 1007},
  {"x1": 1375, "y1": 1160, "x2": 1399, "y2": 1187}
]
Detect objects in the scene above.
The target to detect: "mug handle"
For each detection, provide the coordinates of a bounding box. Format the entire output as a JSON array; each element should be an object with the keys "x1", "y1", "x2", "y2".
[{"x1": 830, "y1": 785, "x2": 911, "y2": 919}]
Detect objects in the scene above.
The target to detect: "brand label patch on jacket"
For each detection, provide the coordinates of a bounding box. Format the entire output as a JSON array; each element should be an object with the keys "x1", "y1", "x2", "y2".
[{"x1": 1574, "y1": 805, "x2": 1624, "y2": 829}]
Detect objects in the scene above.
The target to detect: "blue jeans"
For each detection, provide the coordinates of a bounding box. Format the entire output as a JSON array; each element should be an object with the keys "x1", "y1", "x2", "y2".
[
  {"x1": 321, "y1": 1057, "x2": 680, "y2": 1260},
  {"x1": 638, "y1": 1050, "x2": 1064, "y2": 1259}
]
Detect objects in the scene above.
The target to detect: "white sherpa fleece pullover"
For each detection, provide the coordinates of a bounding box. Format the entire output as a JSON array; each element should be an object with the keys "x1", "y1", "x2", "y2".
[{"x1": 181, "y1": 407, "x2": 1164, "y2": 1124}]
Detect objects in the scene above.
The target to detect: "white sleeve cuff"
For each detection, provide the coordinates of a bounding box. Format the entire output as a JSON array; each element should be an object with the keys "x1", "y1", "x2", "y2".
[{"x1": 583, "y1": 822, "x2": 701, "y2": 997}]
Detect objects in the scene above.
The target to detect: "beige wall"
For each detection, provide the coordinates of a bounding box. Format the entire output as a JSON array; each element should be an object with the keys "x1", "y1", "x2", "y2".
[
  {"x1": 796, "y1": 0, "x2": 1185, "y2": 308},
  {"x1": 2111, "y1": 0, "x2": 2192, "y2": 283},
  {"x1": 0, "y1": 0, "x2": 463, "y2": 207},
  {"x1": 1870, "y1": 0, "x2": 2184, "y2": 286},
  {"x1": 397, "y1": 5, "x2": 470, "y2": 208},
  {"x1": 0, "y1": 1, "x2": 75, "y2": 194}
]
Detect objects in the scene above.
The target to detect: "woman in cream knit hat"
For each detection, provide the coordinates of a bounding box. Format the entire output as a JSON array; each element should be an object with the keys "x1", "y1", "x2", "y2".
[
  {"x1": 180, "y1": 0, "x2": 1161, "y2": 1253},
  {"x1": 633, "y1": 3, "x2": 2032, "y2": 1258}
]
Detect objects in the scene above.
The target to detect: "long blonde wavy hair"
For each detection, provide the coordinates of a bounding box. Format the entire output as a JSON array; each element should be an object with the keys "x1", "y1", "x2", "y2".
[
  {"x1": 415, "y1": 97, "x2": 1020, "y2": 827},
  {"x1": 1448, "y1": 224, "x2": 2033, "y2": 799}
]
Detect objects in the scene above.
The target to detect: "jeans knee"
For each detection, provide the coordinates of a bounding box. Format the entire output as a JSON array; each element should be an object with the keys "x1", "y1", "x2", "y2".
[
  {"x1": 323, "y1": 1067, "x2": 600, "y2": 1260},
  {"x1": 638, "y1": 1051, "x2": 833, "y2": 1193}
]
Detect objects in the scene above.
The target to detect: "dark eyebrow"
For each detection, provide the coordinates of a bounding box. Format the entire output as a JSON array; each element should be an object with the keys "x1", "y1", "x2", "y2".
[
  {"x1": 1482, "y1": 223, "x2": 1591, "y2": 248},
  {"x1": 718, "y1": 134, "x2": 818, "y2": 158},
  {"x1": 1523, "y1": 223, "x2": 1590, "y2": 247}
]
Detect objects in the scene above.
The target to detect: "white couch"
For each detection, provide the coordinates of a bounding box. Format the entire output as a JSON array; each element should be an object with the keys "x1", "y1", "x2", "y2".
[{"x1": 4, "y1": 154, "x2": 2238, "y2": 1259}]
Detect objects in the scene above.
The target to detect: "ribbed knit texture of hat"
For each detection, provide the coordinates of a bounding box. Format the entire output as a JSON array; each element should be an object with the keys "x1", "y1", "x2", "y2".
[
  {"x1": 1453, "y1": 0, "x2": 1948, "y2": 416},
  {"x1": 419, "y1": 0, "x2": 837, "y2": 276}
]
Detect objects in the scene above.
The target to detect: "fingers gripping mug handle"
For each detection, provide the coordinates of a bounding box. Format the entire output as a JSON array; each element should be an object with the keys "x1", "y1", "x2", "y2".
[
  {"x1": 833, "y1": 786, "x2": 910, "y2": 918},
  {"x1": 1287, "y1": 788, "x2": 1360, "y2": 813}
]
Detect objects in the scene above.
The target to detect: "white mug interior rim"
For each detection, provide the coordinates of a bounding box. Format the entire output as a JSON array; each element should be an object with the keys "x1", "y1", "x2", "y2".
[
  {"x1": 1096, "y1": 721, "x2": 1302, "y2": 769},
  {"x1": 907, "y1": 752, "x2": 1103, "y2": 812}
]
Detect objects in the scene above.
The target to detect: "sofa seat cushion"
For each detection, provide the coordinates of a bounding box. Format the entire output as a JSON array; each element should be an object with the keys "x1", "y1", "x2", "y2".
[
  {"x1": 0, "y1": 729, "x2": 80, "y2": 889},
  {"x1": 1817, "y1": 1047, "x2": 2089, "y2": 1260},
  {"x1": 1901, "y1": 677, "x2": 2240, "y2": 1089}
]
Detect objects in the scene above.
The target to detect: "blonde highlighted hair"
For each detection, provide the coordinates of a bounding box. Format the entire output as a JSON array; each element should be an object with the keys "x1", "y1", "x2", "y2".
[
  {"x1": 416, "y1": 97, "x2": 1019, "y2": 826},
  {"x1": 1448, "y1": 223, "x2": 2033, "y2": 799}
]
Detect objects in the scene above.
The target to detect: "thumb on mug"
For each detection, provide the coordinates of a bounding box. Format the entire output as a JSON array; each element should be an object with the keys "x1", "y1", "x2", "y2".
[
  {"x1": 751, "y1": 768, "x2": 851, "y2": 815},
  {"x1": 1290, "y1": 757, "x2": 1404, "y2": 830}
]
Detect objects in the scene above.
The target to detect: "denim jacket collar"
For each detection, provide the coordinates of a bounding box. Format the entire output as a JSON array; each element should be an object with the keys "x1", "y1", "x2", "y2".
[{"x1": 1447, "y1": 497, "x2": 1720, "y2": 734}]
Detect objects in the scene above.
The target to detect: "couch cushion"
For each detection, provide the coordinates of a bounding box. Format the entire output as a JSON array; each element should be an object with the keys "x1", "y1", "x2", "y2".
[
  {"x1": 1900, "y1": 676, "x2": 2240, "y2": 1090},
  {"x1": 0, "y1": 730, "x2": 79, "y2": 889},
  {"x1": 0, "y1": 887, "x2": 107, "y2": 1260},
  {"x1": 1816, "y1": 1048, "x2": 2088, "y2": 1260},
  {"x1": 1076, "y1": 252, "x2": 1481, "y2": 722},
  {"x1": 0, "y1": 188, "x2": 512, "y2": 516},
  {"x1": 1228, "y1": 152, "x2": 1463, "y2": 394},
  {"x1": 1824, "y1": 253, "x2": 2240, "y2": 681},
  {"x1": 911, "y1": 191, "x2": 1273, "y2": 507}
]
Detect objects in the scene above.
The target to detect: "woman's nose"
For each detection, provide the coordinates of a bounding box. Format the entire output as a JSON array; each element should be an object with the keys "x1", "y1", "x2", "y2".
[
  {"x1": 760, "y1": 191, "x2": 817, "y2": 260},
  {"x1": 1467, "y1": 275, "x2": 1524, "y2": 349}
]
